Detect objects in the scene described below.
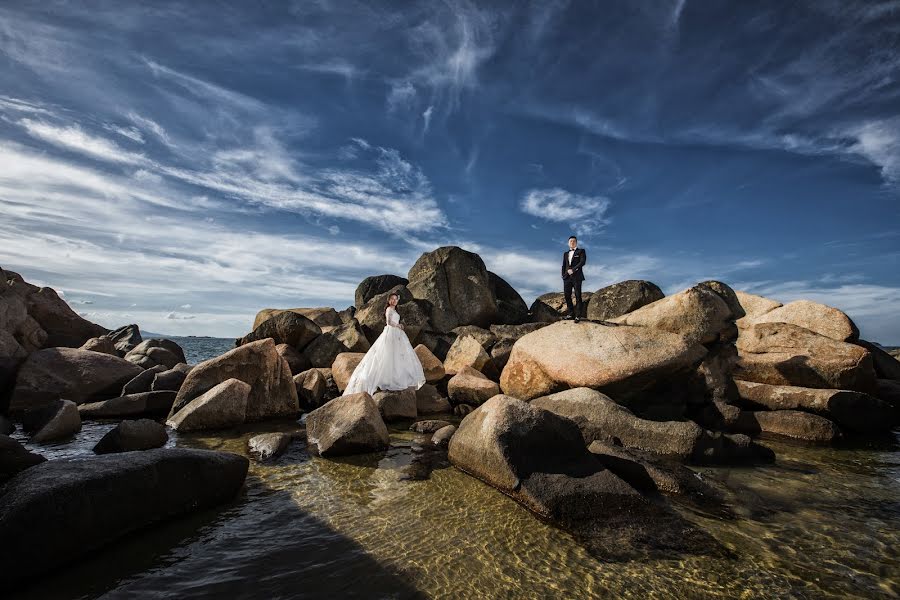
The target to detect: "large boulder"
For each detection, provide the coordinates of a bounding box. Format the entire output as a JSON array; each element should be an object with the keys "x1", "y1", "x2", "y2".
[
  {"x1": 10, "y1": 347, "x2": 143, "y2": 413},
  {"x1": 331, "y1": 352, "x2": 366, "y2": 392},
  {"x1": 610, "y1": 284, "x2": 737, "y2": 346},
  {"x1": 303, "y1": 331, "x2": 351, "y2": 368},
  {"x1": 414, "y1": 344, "x2": 445, "y2": 383},
  {"x1": 732, "y1": 410, "x2": 841, "y2": 443},
  {"x1": 735, "y1": 323, "x2": 876, "y2": 392},
  {"x1": 734, "y1": 379, "x2": 895, "y2": 433},
  {"x1": 30, "y1": 399, "x2": 81, "y2": 443},
  {"x1": 448, "y1": 366, "x2": 500, "y2": 406},
  {"x1": 252, "y1": 307, "x2": 341, "y2": 330},
  {"x1": 586, "y1": 280, "x2": 665, "y2": 322},
  {"x1": 294, "y1": 368, "x2": 327, "y2": 411},
  {"x1": 373, "y1": 388, "x2": 418, "y2": 421},
  {"x1": 304, "y1": 392, "x2": 390, "y2": 457},
  {"x1": 487, "y1": 271, "x2": 528, "y2": 325},
  {"x1": 79, "y1": 391, "x2": 177, "y2": 419},
  {"x1": 531, "y1": 387, "x2": 771, "y2": 464},
  {"x1": 0, "y1": 435, "x2": 45, "y2": 484},
  {"x1": 18, "y1": 284, "x2": 108, "y2": 348},
  {"x1": 166, "y1": 378, "x2": 250, "y2": 432},
  {"x1": 735, "y1": 291, "x2": 782, "y2": 329},
  {"x1": 854, "y1": 340, "x2": 900, "y2": 381},
  {"x1": 499, "y1": 320, "x2": 707, "y2": 402},
  {"x1": 355, "y1": 274, "x2": 409, "y2": 308},
  {"x1": 239, "y1": 311, "x2": 321, "y2": 351},
  {"x1": 529, "y1": 292, "x2": 594, "y2": 322},
  {"x1": 170, "y1": 339, "x2": 298, "y2": 422},
  {"x1": 876, "y1": 378, "x2": 900, "y2": 408},
  {"x1": 0, "y1": 448, "x2": 248, "y2": 586},
  {"x1": 101, "y1": 324, "x2": 142, "y2": 356},
  {"x1": 443, "y1": 334, "x2": 493, "y2": 376},
  {"x1": 124, "y1": 339, "x2": 186, "y2": 370},
  {"x1": 407, "y1": 246, "x2": 497, "y2": 332},
  {"x1": 746, "y1": 299, "x2": 859, "y2": 342},
  {"x1": 93, "y1": 419, "x2": 168, "y2": 454}
]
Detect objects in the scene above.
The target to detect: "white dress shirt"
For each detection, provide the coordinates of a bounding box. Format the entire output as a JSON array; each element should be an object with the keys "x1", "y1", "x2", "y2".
[{"x1": 568, "y1": 249, "x2": 576, "y2": 265}]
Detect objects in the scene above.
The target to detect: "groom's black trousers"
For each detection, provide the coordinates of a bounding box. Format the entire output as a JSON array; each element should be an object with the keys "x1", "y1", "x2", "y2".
[{"x1": 563, "y1": 278, "x2": 583, "y2": 318}]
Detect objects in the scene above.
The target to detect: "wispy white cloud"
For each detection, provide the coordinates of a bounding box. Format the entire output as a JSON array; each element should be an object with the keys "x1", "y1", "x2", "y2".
[
  {"x1": 19, "y1": 118, "x2": 147, "y2": 165},
  {"x1": 520, "y1": 188, "x2": 611, "y2": 236}
]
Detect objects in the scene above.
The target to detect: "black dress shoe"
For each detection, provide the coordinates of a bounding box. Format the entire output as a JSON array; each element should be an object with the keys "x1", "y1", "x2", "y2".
[{"x1": 574, "y1": 317, "x2": 580, "y2": 323}]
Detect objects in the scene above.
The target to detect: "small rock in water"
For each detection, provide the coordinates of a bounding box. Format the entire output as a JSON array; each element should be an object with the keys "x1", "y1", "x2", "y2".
[
  {"x1": 409, "y1": 419, "x2": 452, "y2": 433},
  {"x1": 431, "y1": 424, "x2": 456, "y2": 448},
  {"x1": 248, "y1": 432, "x2": 293, "y2": 461},
  {"x1": 93, "y1": 419, "x2": 168, "y2": 454}
]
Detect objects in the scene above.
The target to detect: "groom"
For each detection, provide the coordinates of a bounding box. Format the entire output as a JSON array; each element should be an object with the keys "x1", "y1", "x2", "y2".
[{"x1": 561, "y1": 235, "x2": 586, "y2": 322}]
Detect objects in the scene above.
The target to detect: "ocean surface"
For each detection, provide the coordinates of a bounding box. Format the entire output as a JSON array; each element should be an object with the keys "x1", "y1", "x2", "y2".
[{"x1": 8, "y1": 337, "x2": 900, "y2": 599}]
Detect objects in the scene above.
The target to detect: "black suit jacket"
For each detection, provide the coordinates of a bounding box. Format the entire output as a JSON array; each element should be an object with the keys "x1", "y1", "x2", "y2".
[{"x1": 562, "y1": 248, "x2": 586, "y2": 282}]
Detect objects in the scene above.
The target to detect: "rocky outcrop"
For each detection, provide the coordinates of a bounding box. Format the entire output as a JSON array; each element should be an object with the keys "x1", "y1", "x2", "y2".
[
  {"x1": 531, "y1": 388, "x2": 771, "y2": 464},
  {"x1": 0, "y1": 434, "x2": 45, "y2": 484},
  {"x1": 239, "y1": 311, "x2": 321, "y2": 351},
  {"x1": 79, "y1": 391, "x2": 176, "y2": 419},
  {"x1": 415, "y1": 384, "x2": 451, "y2": 414},
  {"x1": 448, "y1": 366, "x2": 500, "y2": 406},
  {"x1": 294, "y1": 368, "x2": 327, "y2": 411},
  {"x1": 0, "y1": 448, "x2": 248, "y2": 586},
  {"x1": 29, "y1": 399, "x2": 81, "y2": 443},
  {"x1": 487, "y1": 271, "x2": 528, "y2": 325},
  {"x1": 732, "y1": 410, "x2": 841, "y2": 443},
  {"x1": 586, "y1": 280, "x2": 665, "y2": 322},
  {"x1": 443, "y1": 334, "x2": 493, "y2": 377},
  {"x1": 734, "y1": 379, "x2": 895, "y2": 433},
  {"x1": 735, "y1": 323, "x2": 876, "y2": 392},
  {"x1": 500, "y1": 320, "x2": 706, "y2": 403},
  {"x1": 167, "y1": 378, "x2": 250, "y2": 432},
  {"x1": 331, "y1": 352, "x2": 365, "y2": 392},
  {"x1": 373, "y1": 388, "x2": 417, "y2": 421},
  {"x1": 79, "y1": 337, "x2": 118, "y2": 356},
  {"x1": 305, "y1": 392, "x2": 390, "y2": 457},
  {"x1": 355, "y1": 274, "x2": 409, "y2": 308},
  {"x1": 170, "y1": 339, "x2": 298, "y2": 422},
  {"x1": 529, "y1": 292, "x2": 594, "y2": 322},
  {"x1": 745, "y1": 299, "x2": 859, "y2": 342},
  {"x1": 10, "y1": 347, "x2": 143, "y2": 413},
  {"x1": 93, "y1": 419, "x2": 168, "y2": 454},
  {"x1": 407, "y1": 246, "x2": 497, "y2": 332},
  {"x1": 124, "y1": 339, "x2": 186, "y2": 370}
]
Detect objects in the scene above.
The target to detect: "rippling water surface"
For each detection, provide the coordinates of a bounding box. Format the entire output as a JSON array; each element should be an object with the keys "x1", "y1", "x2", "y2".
[{"x1": 8, "y1": 338, "x2": 900, "y2": 599}]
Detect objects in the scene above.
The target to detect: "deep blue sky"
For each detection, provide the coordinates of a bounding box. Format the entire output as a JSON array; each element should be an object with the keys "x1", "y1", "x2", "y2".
[{"x1": 1, "y1": 1, "x2": 898, "y2": 341}]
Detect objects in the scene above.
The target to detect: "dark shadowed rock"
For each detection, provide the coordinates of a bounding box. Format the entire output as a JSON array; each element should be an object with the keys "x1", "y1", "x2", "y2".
[
  {"x1": 23, "y1": 285, "x2": 108, "y2": 348},
  {"x1": 0, "y1": 434, "x2": 45, "y2": 484},
  {"x1": 121, "y1": 364, "x2": 167, "y2": 395},
  {"x1": 415, "y1": 383, "x2": 451, "y2": 414},
  {"x1": 79, "y1": 391, "x2": 177, "y2": 419},
  {"x1": 488, "y1": 271, "x2": 529, "y2": 325},
  {"x1": 355, "y1": 274, "x2": 409, "y2": 308},
  {"x1": 732, "y1": 409, "x2": 842, "y2": 443},
  {"x1": 410, "y1": 419, "x2": 453, "y2": 433},
  {"x1": 531, "y1": 387, "x2": 773, "y2": 464},
  {"x1": 854, "y1": 339, "x2": 900, "y2": 381},
  {"x1": 276, "y1": 343, "x2": 312, "y2": 375},
  {"x1": 0, "y1": 448, "x2": 248, "y2": 586},
  {"x1": 93, "y1": 419, "x2": 168, "y2": 454},
  {"x1": 170, "y1": 339, "x2": 298, "y2": 422},
  {"x1": 305, "y1": 392, "x2": 390, "y2": 457},
  {"x1": 586, "y1": 280, "x2": 665, "y2": 322},
  {"x1": 10, "y1": 348, "x2": 143, "y2": 413},
  {"x1": 124, "y1": 339, "x2": 186, "y2": 370},
  {"x1": 373, "y1": 388, "x2": 418, "y2": 421},
  {"x1": 876, "y1": 378, "x2": 900, "y2": 408},
  {"x1": 252, "y1": 307, "x2": 341, "y2": 330},
  {"x1": 238, "y1": 311, "x2": 321, "y2": 351},
  {"x1": 407, "y1": 246, "x2": 497, "y2": 332},
  {"x1": 167, "y1": 378, "x2": 250, "y2": 432},
  {"x1": 151, "y1": 366, "x2": 189, "y2": 392},
  {"x1": 489, "y1": 338, "x2": 516, "y2": 373},
  {"x1": 79, "y1": 337, "x2": 118, "y2": 356},
  {"x1": 529, "y1": 292, "x2": 594, "y2": 322},
  {"x1": 303, "y1": 331, "x2": 351, "y2": 368},
  {"x1": 102, "y1": 324, "x2": 142, "y2": 356},
  {"x1": 294, "y1": 368, "x2": 327, "y2": 411}
]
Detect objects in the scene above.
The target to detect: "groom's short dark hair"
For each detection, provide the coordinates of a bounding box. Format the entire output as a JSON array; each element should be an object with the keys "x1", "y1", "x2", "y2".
[{"x1": 568, "y1": 235, "x2": 577, "y2": 241}]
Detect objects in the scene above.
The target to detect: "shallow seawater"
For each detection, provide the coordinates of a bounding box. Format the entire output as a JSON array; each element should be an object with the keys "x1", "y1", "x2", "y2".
[{"x1": 9, "y1": 419, "x2": 900, "y2": 600}]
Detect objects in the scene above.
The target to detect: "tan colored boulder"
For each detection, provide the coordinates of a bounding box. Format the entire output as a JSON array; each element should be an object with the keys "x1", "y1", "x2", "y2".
[
  {"x1": 331, "y1": 352, "x2": 366, "y2": 392},
  {"x1": 586, "y1": 280, "x2": 664, "y2": 322},
  {"x1": 734, "y1": 379, "x2": 894, "y2": 433},
  {"x1": 414, "y1": 344, "x2": 445, "y2": 383},
  {"x1": 167, "y1": 378, "x2": 250, "y2": 432},
  {"x1": 735, "y1": 323, "x2": 875, "y2": 392},
  {"x1": 10, "y1": 348, "x2": 143, "y2": 413},
  {"x1": 450, "y1": 325, "x2": 496, "y2": 349},
  {"x1": 80, "y1": 337, "x2": 118, "y2": 356},
  {"x1": 373, "y1": 388, "x2": 417, "y2": 421},
  {"x1": 448, "y1": 366, "x2": 499, "y2": 406},
  {"x1": 610, "y1": 284, "x2": 736, "y2": 346},
  {"x1": 294, "y1": 368, "x2": 326, "y2": 411},
  {"x1": 732, "y1": 410, "x2": 841, "y2": 443},
  {"x1": 170, "y1": 339, "x2": 298, "y2": 422},
  {"x1": 305, "y1": 392, "x2": 390, "y2": 456},
  {"x1": 331, "y1": 319, "x2": 370, "y2": 353},
  {"x1": 443, "y1": 335, "x2": 491, "y2": 376},
  {"x1": 747, "y1": 299, "x2": 859, "y2": 342},
  {"x1": 499, "y1": 320, "x2": 707, "y2": 401},
  {"x1": 735, "y1": 291, "x2": 782, "y2": 329},
  {"x1": 531, "y1": 387, "x2": 771, "y2": 464}
]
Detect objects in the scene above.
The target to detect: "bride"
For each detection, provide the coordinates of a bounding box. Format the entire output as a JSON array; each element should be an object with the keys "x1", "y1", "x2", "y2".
[{"x1": 343, "y1": 292, "x2": 427, "y2": 396}]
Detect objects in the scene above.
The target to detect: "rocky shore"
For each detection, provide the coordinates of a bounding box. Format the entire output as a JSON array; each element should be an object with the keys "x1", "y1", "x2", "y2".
[{"x1": 1, "y1": 247, "x2": 898, "y2": 590}]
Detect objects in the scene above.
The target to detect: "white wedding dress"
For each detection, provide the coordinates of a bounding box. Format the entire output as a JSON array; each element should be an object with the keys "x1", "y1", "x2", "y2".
[{"x1": 342, "y1": 306, "x2": 427, "y2": 396}]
